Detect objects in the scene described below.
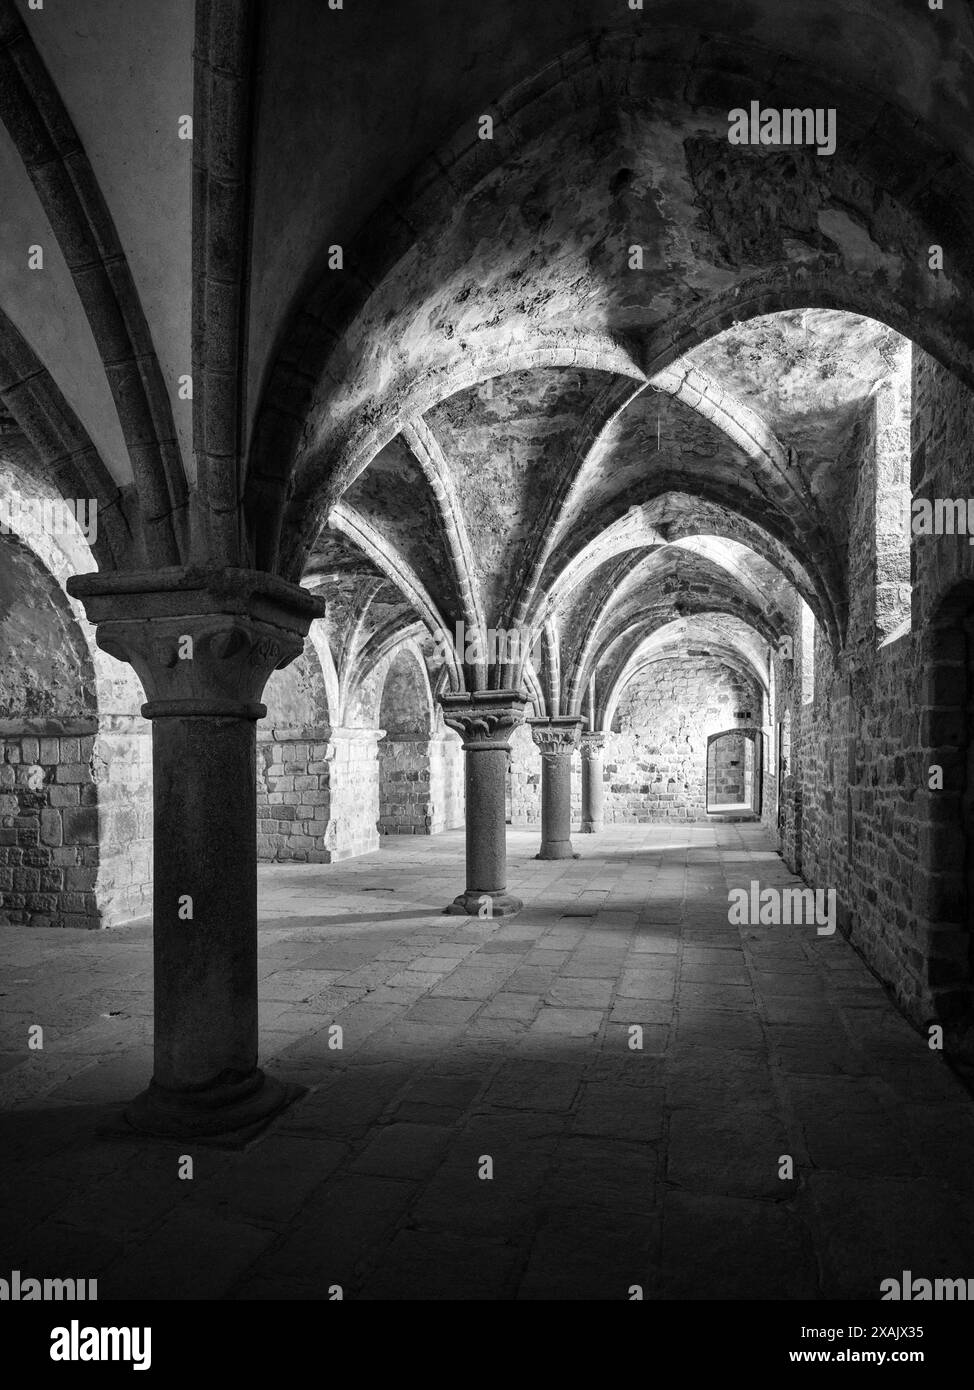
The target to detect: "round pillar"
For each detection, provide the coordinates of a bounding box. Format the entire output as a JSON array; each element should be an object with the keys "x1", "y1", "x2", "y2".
[
  {"x1": 580, "y1": 730, "x2": 606, "y2": 833},
  {"x1": 441, "y1": 690, "x2": 528, "y2": 917},
  {"x1": 530, "y1": 717, "x2": 583, "y2": 859},
  {"x1": 67, "y1": 568, "x2": 323, "y2": 1142}
]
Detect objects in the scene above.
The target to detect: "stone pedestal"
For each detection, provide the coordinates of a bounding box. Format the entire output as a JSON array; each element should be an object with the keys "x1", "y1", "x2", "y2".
[
  {"x1": 530, "y1": 717, "x2": 584, "y2": 859},
  {"x1": 440, "y1": 690, "x2": 528, "y2": 917},
  {"x1": 580, "y1": 730, "x2": 606, "y2": 833},
  {"x1": 67, "y1": 567, "x2": 323, "y2": 1143}
]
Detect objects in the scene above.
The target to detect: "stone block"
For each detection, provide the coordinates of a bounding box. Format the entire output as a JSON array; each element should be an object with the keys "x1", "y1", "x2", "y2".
[
  {"x1": 56, "y1": 763, "x2": 91, "y2": 785},
  {"x1": 48, "y1": 785, "x2": 81, "y2": 807},
  {"x1": 40, "y1": 809, "x2": 63, "y2": 847},
  {"x1": 62, "y1": 807, "x2": 98, "y2": 845}
]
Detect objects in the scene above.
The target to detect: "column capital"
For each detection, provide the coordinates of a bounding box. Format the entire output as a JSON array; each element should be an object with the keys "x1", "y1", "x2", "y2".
[
  {"x1": 66, "y1": 567, "x2": 325, "y2": 720},
  {"x1": 581, "y1": 729, "x2": 607, "y2": 758},
  {"x1": 529, "y1": 716, "x2": 584, "y2": 757},
  {"x1": 439, "y1": 690, "x2": 530, "y2": 750}
]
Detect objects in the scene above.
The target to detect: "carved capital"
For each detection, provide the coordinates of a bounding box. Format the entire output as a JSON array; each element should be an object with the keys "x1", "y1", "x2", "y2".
[
  {"x1": 581, "y1": 730, "x2": 607, "y2": 759},
  {"x1": 66, "y1": 566, "x2": 325, "y2": 719},
  {"x1": 529, "y1": 716, "x2": 584, "y2": 758},
  {"x1": 439, "y1": 689, "x2": 530, "y2": 750}
]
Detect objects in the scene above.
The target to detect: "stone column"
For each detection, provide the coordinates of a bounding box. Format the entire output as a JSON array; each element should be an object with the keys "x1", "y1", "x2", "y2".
[
  {"x1": 440, "y1": 690, "x2": 528, "y2": 916},
  {"x1": 67, "y1": 567, "x2": 323, "y2": 1142},
  {"x1": 580, "y1": 730, "x2": 606, "y2": 833},
  {"x1": 530, "y1": 716, "x2": 584, "y2": 859}
]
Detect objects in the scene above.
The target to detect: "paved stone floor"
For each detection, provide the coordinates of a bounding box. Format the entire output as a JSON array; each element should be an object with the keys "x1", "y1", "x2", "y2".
[{"x1": 2, "y1": 824, "x2": 974, "y2": 1301}]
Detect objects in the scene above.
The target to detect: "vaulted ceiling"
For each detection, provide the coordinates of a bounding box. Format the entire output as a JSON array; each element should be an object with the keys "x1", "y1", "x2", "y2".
[{"x1": 0, "y1": 0, "x2": 971, "y2": 716}]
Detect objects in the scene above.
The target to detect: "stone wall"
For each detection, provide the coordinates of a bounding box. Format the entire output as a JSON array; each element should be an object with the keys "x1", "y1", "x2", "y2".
[
  {"x1": 509, "y1": 723, "x2": 583, "y2": 825},
  {"x1": 375, "y1": 645, "x2": 465, "y2": 836},
  {"x1": 256, "y1": 726, "x2": 384, "y2": 863},
  {"x1": 92, "y1": 717, "x2": 153, "y2": 925},
  {"x1": 508, "y1": 660, "x2": 764, "y2": 825},
  {"x1": 509, "y1": 722, "x2": 543, "y2": 824},
  {"x1": 0, "y1": 716, "x2": 151, "y2": 929},
  {"x1": 379, "y1": 737, "x2": 433, "y2": 834},
  {"x1": 431, "y1": 729, "x2": 465, "y2": 832},
  {"x1": 0, "y1": 720, "x2": 98, "y2": 929},
  {"x1": 326, "y1": 729, "x2": 384, "y2": 859},
  {"x1": 256, "y1": 727, "x2": 332, "y2": 862},
  {"x1": 605, "y1": 659, "x2": 762, "y2": 821},
  {"x1": 379, "y1": 730, "x2": 464, "y2": 835},
  {"x1": 774, "y1": 348, "x2": 974, "y2": 1033}
]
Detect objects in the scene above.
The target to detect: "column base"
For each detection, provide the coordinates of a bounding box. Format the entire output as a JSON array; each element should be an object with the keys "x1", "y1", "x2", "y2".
[
  {"x1": 444, "y1": 890, "x2": 523, "y2": 918},
  {"x1": 535, "y1": 842, "x2": 581, "y2": 860},
  {"x1": 579, "y1": 821, "x2": 602, "y2": 834},
  {"x1": 98, "y1": 1068, "x2": 307, "y2": 1149}
]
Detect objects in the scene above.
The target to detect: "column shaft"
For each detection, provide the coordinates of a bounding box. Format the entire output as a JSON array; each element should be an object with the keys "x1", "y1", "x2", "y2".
[
  {"x1": 151, "y1": 716, "x2": 258, "y2": 1089},
  {"x1": 441, "y1": 690, "x2": 528, "y2": 918},
  {"x1": 464, "y1": 744, "x2": 509, "y2": 894},
  {"x1": 530, "y1": 717, "x2": 583, "y2": 860},
  {"x1": 580, "y1": 731, "x2": 606, "y2": 833},
  {"x1": 538, "y1": 750, "x2": 576, "y2": 858},
  {"x1": 65, "y1": 567, "x2": 324, "y2": 1142}
]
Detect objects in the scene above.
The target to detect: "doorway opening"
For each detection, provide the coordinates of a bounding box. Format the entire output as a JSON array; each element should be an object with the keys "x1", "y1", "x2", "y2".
[{"x1": 706, "y1": 726, "x2": 762, "y2": 817}]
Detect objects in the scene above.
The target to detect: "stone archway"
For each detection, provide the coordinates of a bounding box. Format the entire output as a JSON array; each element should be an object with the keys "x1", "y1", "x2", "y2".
[
  {"x1": 0, "y1": 462, "x2": 151, "y2": 929},
  {"x1": 0, "y1": 532, "x2": 99, "y2": 927},
  {"x1": 706, "y1": 726, "x2": 763, "y2": 817}
]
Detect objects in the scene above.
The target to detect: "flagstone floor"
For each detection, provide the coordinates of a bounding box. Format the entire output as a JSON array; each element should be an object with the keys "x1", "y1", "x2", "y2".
[{"x1": 2, "y1": 824, "x2": 973, "y2": 1300}]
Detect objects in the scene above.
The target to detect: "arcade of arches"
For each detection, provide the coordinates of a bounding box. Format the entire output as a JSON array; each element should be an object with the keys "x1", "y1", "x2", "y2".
[{"x1": 2, "y1": 0, "x2": 974, "y2": 1301}]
